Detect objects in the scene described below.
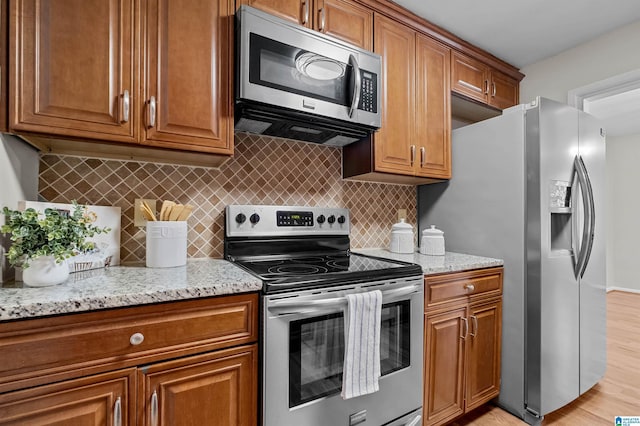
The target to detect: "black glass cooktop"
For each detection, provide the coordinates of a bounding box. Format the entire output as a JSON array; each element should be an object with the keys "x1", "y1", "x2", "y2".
[{"x1": 234, "y1": 252, "x2": 422, "y2": 293}]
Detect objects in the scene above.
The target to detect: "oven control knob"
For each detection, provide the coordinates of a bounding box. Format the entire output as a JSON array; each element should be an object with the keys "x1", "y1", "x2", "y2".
[
  {"x1": 327, "y1": 215, "x2": 336, "y2": 224},
  {"x1": 317, "y1": 215, "x2": 326, "y2": 224},
  {"x1": 235, "y1": 213, "x2": 246, "y2": 224},
  {"x1": 250, "y1": 213, "x2": 260, "y2": 224},
  {"x1": 337, "y1": 215, "x2": 346, "y2": 224}
]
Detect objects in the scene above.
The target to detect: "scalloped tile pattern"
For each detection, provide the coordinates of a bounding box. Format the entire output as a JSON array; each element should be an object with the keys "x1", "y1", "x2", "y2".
[{"x1": 38, "y1": 133, "x2": 417, "y2": 264}]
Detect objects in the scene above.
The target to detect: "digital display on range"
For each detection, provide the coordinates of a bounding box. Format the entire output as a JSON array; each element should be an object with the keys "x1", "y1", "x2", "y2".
[{"x1": 277, "y1": 211, "x2": 313, "y2": 226}]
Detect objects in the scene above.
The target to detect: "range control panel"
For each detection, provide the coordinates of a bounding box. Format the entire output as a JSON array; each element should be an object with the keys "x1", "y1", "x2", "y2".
[{"x1": 226, "y1": 205, "x2": 349, "y2": 237}]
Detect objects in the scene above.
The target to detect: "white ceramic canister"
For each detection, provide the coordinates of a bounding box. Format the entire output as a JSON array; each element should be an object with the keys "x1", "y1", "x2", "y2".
[
  {"x1": 420, "y1": 225, "x2": 445, "y2": 256},
  {"x1": 146, "y1": 221, "x2": 188, "y2": 268},
  {"x1": 389, "y1": 219, "x2": 414, "y2": 254}
]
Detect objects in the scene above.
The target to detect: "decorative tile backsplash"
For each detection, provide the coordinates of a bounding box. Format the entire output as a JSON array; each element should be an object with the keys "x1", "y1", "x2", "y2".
[{"x1": 39, "y1": 133, "x2": 417, "y2": 264}]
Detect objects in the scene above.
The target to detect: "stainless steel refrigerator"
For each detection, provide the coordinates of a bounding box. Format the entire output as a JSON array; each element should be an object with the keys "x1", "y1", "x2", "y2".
[{"x1": 418, "y1": 97, "x2": 606, "y2": 424}]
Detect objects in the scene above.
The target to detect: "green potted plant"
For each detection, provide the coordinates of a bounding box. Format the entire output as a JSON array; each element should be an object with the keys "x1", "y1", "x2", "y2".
[{"x1": 1, "y1": 202, "x2": 110, "y2": 287}]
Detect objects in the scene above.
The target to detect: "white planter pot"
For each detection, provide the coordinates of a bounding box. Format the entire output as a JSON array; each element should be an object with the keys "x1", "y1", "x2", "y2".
[{"x1": 22, "y1": 256, "x2": 69, "y2": 287}]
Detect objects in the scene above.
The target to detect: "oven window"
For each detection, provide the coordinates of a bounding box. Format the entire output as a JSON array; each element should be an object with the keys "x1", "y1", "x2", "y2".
[
  {"x1": 249, "y1": 33, "x2": 351, "y2": 106},
  {"x1": 289, "y1": 301, "x2": 410, "y2": 407}
]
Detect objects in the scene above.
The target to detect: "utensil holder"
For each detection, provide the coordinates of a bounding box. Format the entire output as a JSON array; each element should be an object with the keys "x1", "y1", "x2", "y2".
[{"x1": 146, "y1": 221, "x2": 187, "y2": 268}]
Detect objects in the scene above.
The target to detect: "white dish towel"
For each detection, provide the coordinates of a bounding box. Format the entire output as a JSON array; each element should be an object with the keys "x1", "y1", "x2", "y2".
[{"x1": 341, "y1": 290, "x2": 382, "y2": 399}]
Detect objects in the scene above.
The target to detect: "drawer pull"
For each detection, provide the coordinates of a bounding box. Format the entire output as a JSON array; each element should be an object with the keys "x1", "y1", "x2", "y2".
[
  {"x1": 129, "y1": 332, "x2": 145, "y2": 345},
  {"x1": 464, "y1": 283, "x2": 475, "y2": 292}
]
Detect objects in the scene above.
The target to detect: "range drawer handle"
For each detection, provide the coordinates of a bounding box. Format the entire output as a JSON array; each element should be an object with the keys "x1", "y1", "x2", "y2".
[
  {"x1": 464, "y1": 283, "x2": 475, "y2": 292},
  {"x1": 130, "y1": 332, "x2": 145, "y2": 345}
]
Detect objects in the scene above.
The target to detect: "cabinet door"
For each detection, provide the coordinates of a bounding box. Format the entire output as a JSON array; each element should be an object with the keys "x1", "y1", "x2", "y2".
[
  {"x1": 237, "y1": 0, "x2": 309, "y2": 27},
  {"x1": 415, "y1": 34, "x2": 451, "y2": 179},
  {"x1": 489, "y1": 70, "x2": 519, "y2": 110},
  {"x1": 373, "y1": 14, "x2": 415, "y2": 176},
  {"x1": 466, "y1": 299, "x2": 502, "y2": 411},
  {"x1": 315, "y1": 0, "x2": 372, "y2": 50},
  {"x1": 451, "y1": 51, "x2": 488, "y2": 104},
  {"x1": 140, "y1": 345, "x2": 258, "y2": 426},
  {"x1": 424, "y1": 307, "x2": 466, "y2": 426},
  {"x1": 10, "y1": 0, "x2": 136, "y2": 142},
  {"x1": 143, "y1": 0, "x2": 234, "y2": 154},
  {"x1": 0, "y1": 369, "x2": 135, "y2": 426}
]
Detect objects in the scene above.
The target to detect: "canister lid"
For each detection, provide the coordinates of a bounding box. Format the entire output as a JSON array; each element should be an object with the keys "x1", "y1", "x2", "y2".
[
  {"x1": 422, "y1": 225, "x2": 444, "y2": 236},
  {"x1": 391, "y1": 218, "x2": 413, "y2": 233}
]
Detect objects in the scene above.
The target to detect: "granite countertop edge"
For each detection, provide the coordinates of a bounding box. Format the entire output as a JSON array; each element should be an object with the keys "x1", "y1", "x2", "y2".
[
  {"x1": 352, "y1": 248, "x2": 504, "y2": 275},
  {"x1": 0, "y1": 258, "x2": 262, "y2": 322}
]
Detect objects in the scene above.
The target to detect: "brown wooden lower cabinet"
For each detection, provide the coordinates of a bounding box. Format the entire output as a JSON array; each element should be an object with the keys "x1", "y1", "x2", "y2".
[
  {"x1": 0, "y1": 369, "x2": 136, "y2": 426},
  {"x1": 424, "y1": 268, "x2": 503, "y2": 426},
  {"x1": 0, "y1": 293, "x2": 259, "y2": 426},
  {"x1": 139, "y1": 345, "x2": 257, "y2": 426}
]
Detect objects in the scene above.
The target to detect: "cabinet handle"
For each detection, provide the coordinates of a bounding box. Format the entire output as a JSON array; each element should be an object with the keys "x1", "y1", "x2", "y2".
[
  {"x1": 492, "y1": 82, "x2": 496, "y2": 97},
  {"x1": 410, "y1": 145, "x2": 416, "y2": 166},
  {"x1": 129, "y1": 332, "x2": 145, "y2": 346},
  {"x1": 420, "y1": 147, "x2": 426, "y2": 168},
  {"x1": 460, "y1": 317, "x2": 468, "y2": 339},
  {"x1": 484, "y1": 80, "x2": 489, "y2": 95},
  {"x1": 464, "y1": 283, "x2": 475, "y2": 292},
  {"x1": 151, "y1": 390, "x2": 159, "y2": 426},
  {"x1": 113, "y1": 396, "x2": 122, "y2": 426},
  {"x1": 302, "y1": 0, "x2": 309, "y2": 24},
  {"x1": 148, "y1": 96, "x2": 156, "y2": 128},
  {"x1": 470, "y1": 315, "x2": 478, "y2": 337},
  {"x1": 122, "y1": 90, "x2": 130, "y2": 123},
  {"x1": 318, "y1": 7, "x2": 326, "y2": 31}
]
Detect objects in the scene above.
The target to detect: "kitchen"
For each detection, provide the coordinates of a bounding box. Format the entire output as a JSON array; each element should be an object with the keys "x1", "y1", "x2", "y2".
[{"x1": 1, "y1": 0, "x2": 640, "y2": 425}]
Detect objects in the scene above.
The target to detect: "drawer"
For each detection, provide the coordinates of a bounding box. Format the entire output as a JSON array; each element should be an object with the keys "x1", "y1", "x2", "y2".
[
  {"x1": 0, "y1": 293, "x2": 258, "y2": 390},
  {"x1": 425, "y1": 267, "x2": 503, "y2": 307}
]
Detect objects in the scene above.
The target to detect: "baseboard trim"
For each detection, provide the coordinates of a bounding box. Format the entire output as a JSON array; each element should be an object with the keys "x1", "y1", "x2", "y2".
[{"x1": 606, "y1": 286, "x2": 640, "y2": 294}]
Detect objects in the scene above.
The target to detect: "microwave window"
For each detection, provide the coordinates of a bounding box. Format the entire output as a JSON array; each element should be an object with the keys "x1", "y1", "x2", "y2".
[
  {"x1": 288, "y1": 301, "x2": 410, "y2": 407},
  {"x1": 249, "y1": 33, "x2": 350, "y2": 107}
]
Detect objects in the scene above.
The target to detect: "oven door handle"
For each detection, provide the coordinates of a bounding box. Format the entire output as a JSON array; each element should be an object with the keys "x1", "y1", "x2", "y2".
[{"x1": 267, "y1": 283, "x2": 422, "y2": 316}]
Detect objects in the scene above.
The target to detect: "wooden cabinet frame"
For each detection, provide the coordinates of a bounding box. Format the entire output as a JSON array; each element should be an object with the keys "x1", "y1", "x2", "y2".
[
  {"x1": 423, "y1": 267, "x2": 503, "y2": 426},
  {"x1": 0, "y1": 293, "x2": 259, "y2": 425}
]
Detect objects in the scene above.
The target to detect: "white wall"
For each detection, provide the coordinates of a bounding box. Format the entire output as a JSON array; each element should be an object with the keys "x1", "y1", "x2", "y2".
[
  {"x1": 520, "y1": 20, "x2": 640, "y2": 104},
  {"x1": 606, "y1": 133, "x2": 640, "y2": 292},
  {"x1": 519, "y1": 19, "x2": 640, "y2": 292},
  {"x1": 0, "y1": 134, "x2": 40, "y2": 283}
]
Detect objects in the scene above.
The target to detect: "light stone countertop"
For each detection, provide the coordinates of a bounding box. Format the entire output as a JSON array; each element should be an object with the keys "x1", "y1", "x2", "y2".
[
  {"x1": 352, "y1": 248, "x2": 503, "y2": 275},
  {"x1": 0, "y1": 258, "x2": 262, "y2": 322}
]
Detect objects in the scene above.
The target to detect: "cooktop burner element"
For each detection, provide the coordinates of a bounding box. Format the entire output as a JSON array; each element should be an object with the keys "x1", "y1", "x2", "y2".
[{"x1": 224, "y1": 205, "x2": 422, "y2": 293}]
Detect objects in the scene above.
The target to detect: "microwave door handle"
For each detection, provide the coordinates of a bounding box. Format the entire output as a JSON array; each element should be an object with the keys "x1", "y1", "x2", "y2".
[{"x1": 348, "y1": 54, "x2": 361, "y2": 118}]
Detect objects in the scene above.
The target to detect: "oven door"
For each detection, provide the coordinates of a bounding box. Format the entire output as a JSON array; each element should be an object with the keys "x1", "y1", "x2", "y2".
[{"x1": 263, "y1": 276, "x2": 424, "y2": 426}]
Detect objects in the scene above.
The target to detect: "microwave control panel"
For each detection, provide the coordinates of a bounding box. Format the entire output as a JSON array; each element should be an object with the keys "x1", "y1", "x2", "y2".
[{"x1": 359, "y1": 70, "x2": 378, "y2": 113}]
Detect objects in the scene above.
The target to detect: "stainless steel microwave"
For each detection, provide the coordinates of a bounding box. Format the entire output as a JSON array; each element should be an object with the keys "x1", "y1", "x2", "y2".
[{"x1": 235, "y1": 6, "x2": 382, "y2": 146}]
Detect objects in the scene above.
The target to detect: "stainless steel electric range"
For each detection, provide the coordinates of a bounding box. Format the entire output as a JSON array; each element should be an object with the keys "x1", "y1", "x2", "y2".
[{"x1": 224, "y1": 205, "x2": 424, "y2": 426}]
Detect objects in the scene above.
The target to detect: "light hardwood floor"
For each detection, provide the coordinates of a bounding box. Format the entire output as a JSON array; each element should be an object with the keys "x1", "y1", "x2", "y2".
[{"x1": 451, "y1": 290, "x2": 640, "y2": 425}]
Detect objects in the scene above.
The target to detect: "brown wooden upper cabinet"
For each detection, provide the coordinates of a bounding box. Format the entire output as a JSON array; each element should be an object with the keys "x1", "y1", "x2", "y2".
[
  {"x1": 237, "y1": 0, "x2": 373, "y2": 50},
  {"x1": 342, "y1": 15, "x2": 451, "y2": 184},
  {"x1": 9, "y1": 0, "x2": 233, "y2": 156},
  {"x1": 451, "y1": 51, "x2": 519, "y2": 110}
]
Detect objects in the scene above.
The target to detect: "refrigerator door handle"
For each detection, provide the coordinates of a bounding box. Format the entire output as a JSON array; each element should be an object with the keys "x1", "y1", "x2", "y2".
[
  {"x1": 573, "y1": 155, "x2": 595, "y2": 279},
  {"x1": 576, "y1": 155, "x2": 596, "y2": 278}
]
